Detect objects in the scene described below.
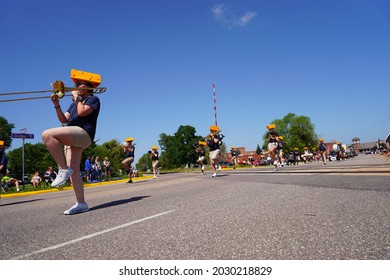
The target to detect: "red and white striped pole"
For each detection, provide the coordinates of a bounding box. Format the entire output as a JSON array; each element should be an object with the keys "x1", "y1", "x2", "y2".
[{"x1": 212, "y1": 82, "x2": 218, "y2": 127}]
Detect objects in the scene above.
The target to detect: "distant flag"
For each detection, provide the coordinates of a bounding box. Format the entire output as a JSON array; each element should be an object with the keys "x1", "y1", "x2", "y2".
[{"x1": 20, "y1": 128, "x2": 27, "y2": 133}]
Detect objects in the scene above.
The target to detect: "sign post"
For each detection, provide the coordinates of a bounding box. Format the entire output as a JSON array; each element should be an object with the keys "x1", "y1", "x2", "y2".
[{"x1": 11, "y1": 131, "x2": 34, "y2": 187}]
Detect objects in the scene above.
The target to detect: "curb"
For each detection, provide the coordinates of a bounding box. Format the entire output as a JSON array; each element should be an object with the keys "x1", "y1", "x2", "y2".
[{"x1": 0, "y1": 175, "x2": 154, "y2": 199}]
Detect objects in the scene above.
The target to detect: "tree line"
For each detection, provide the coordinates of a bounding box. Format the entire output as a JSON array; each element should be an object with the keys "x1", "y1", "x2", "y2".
[{"x1": 1, "y1": 113, "x2": 319, "y2": 179}]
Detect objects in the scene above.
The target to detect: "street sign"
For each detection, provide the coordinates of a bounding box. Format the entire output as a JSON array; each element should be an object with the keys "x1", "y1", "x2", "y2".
[{"x1": 11, "y1": 133, "x2": 34, "y2": 139}]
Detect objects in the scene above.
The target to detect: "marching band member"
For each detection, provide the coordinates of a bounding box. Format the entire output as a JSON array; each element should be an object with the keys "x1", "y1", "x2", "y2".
[
  {"x1": 150, "y1": 146, "x2": 159, "y2": 179},
  {"x1": 265, "y1": 123, "x2": 279, "y2": 169},
  {"x1": 276, "y1": 136, "x2": 284, "y2": 167},
  {"x1": 0, "y1": 140, "x2": 7, "y2": 183},
  {"x1": 293, "y1": 147, "x2": 300, "y2": 165},
  {"x1": 339, "y1": 142, "x2": 346, "y2": 160},
  {"x1": 302, "y1": 147, "x2": 312, "y2": 164},
  {"x1": 230, "y1": 146, "x2": 238, "y2": 169},
  {"x1": 318, "y1": 138, "x2": 327, "y2": 165},
  {"x1": 207, "y1": 125, "x2": 223, "y2": 178},
  {"x1": 197, "y1": 141, "x2": 206, "y2": 175},
  {"x1": 122, "y1": 137, "x2": 135, "y2": 183},
  {"x1": 42, "y1": 69, "x2": 101, "y2": 215}
]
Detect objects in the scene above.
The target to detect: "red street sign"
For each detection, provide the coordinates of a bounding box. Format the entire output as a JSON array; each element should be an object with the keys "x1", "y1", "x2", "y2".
[{"x1": 11, "y1": 133, "x2": 34, "y2": 139}]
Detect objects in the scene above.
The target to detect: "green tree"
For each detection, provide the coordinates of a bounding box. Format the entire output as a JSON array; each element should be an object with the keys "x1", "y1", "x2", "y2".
[
  {"x1": 137, "y1": 152, "x2": 152, "y2": 172},
  {"x1": 262, "y1": 113, "x2": 318, "y2": 152},
  {"x1": 0, "y1": 116, "x2": 15, "y2": 148},
  {"x1": 256, "y1": 144, "x2": 262, "y2": 154},
  {"x1": 7, "y1": 143, "x2": 56, "y2": 179},
  {"x1": 158, "y1": 125, "x2": 202, "y2": 169}
]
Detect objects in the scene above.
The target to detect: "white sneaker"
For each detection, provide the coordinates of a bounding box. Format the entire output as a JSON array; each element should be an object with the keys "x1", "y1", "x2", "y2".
[
  {"x1": 212, "y1": 173, "x2": 217, "y2": 178},
  {"x1": 64, "y1": 202, "x2": 89, "y2": 215},
  {"x1": 217, "y1": 165, "x2": 221, "y2": 171},
  {"x1": 51, "y1": 168, "x2": 73, "y2": 187}
]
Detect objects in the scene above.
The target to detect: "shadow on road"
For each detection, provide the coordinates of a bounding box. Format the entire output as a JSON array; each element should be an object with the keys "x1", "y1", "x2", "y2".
[
  {"x1": 89, "y1": 196, "x2": 151, "y2": 211},
  {"x1": 0, "y1": 199, "x2": 44, "y2": 207}
]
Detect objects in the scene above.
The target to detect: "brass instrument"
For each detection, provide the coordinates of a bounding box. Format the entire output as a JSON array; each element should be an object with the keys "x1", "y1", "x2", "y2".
[
  {"x1": 1, "y1": 69, "x2": 106, "y2": 103},
  {"x1": 0, "y1": 81, "x2": 106, "y2": 103}
]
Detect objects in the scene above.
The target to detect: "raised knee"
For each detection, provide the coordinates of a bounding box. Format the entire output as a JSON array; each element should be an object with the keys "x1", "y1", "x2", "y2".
[{"x1": 41, "y1": 130, "x2": 50, "y2": 143}]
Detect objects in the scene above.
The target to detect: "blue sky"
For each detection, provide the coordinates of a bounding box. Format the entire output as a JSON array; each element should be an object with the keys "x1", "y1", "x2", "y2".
[{"x1": 1, "y1": 0, "x2": 389, "y2": 163}]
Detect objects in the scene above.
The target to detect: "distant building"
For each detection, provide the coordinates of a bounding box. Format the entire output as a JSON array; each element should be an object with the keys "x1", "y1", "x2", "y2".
[
  {"x1": 349, "y1": 137, "x2": 387, "y2": 153},
  {"x1": 220, "y1": 147, "x2": 266, "y2": 165}
]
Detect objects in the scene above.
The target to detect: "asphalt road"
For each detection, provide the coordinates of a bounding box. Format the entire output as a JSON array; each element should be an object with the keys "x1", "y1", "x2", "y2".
[{"x1": 1, "y1": 154, "x2": 389, "y2": 260}]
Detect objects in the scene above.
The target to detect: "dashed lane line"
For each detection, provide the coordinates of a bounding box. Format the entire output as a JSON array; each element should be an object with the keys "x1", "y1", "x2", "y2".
[{"x1": 12, "y1": 210, "x2": 175, "y2": 260}]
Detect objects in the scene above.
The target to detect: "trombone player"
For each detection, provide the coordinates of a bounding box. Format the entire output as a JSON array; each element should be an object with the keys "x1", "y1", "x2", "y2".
[
  {"x1": 207, "y1": 125, "x2": 224, "y2": 178},
  {"x1": 196, "y1": 141, "x2": 206, "y2": 175},
  {"x1": 41, "y1": 69, "x2": 101, "y2": 215}
]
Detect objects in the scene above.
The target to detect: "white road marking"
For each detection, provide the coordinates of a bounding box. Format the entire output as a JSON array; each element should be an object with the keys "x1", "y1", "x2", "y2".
[{"x1": 13, "y1": 210, "x2": 175, "y2": 260}]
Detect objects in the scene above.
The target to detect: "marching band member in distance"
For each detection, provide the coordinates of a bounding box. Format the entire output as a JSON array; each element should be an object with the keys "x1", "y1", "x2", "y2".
[
  {"x1": 230, "y1": 146, "x2": 238, "y2": 170},
  {"x1": 318, "y1": 138, "x2": 327, "y2": 165},
  {"x1": 41, "y1": 69, "x2": 101, "y2": 215},
  {"x1": 207, "y1": 125, "x2": 223, "y2": 178},
  {"x1": 276, "y1": 136, "x2": 284, "y2": 168},
  {"x1": 0, "y1": 140, "x2": 7, "y2": 183},
  {"x1": 122, "y1": 137, "x2": 136, "y2": 183},
  {"x1": 197, "y1": 141, "x2": 207, "y2": 175},
  {"x1": 302, "y1": 147, "x2": 311, "y2": 164},
  {"x1": 265, "y1": 123, "x2": 279, "y2": 169},
  {"x1": 150, "y1": 146, "x2": 159, "y2": 179}
]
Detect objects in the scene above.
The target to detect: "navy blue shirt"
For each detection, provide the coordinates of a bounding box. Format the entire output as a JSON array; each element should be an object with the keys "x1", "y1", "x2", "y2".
[
  {"x1": 67, "y1": 95, "x2": 100, "y2": 142},
  {"x1": 151, "y1": 151, "x2": 159, "y2": 161},
  {"x1": 266, "y1": 131, "x2": 279, "y2": 143},
  {"x1": 125, "y1": 146, "x2": 135, "y2": 158},
  {"x1": 207, "y1": 135, "x2": 221, "y2": 151},
  {"x1": 319, "y1": 143, "x2": 326, "y2": 151},
  {"x1": 198, "y1": 147, "x2": 206, "y2": 157}
]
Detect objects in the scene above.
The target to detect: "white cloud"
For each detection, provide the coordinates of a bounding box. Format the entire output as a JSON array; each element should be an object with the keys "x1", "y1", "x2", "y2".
[
  {"x1": 211, "y1": 4, "x2": 227, "y2": 20},
  {"x1": 211, "y1": 4, "x2": 257, "y2": 28},
  {"x1": 234, "y1": 11, "x2": 257, "y2": 27}
]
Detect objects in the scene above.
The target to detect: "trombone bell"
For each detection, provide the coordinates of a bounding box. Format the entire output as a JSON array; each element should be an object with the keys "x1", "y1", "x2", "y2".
[{"x1": 52, "y1": 80, "x2": 65, "y2": 98}]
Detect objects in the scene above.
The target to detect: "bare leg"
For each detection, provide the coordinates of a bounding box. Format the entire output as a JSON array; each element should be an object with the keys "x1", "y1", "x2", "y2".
[
  {"x1": 65, "y1": 146, "x2": 85, "y2": 203},
  {"x1": 42, "y1": 127, "x2": 75, "y2": 169}
]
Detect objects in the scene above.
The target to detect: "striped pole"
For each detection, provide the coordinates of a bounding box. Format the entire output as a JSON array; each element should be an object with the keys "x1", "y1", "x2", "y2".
[{"x1": 212, "y1": 82, "x2": 218, "y2": 127}]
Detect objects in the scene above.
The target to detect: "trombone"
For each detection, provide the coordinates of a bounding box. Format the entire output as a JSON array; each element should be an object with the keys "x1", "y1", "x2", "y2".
[{"x1": 0, "y1": 80, "x2": 106, "y2": 103}]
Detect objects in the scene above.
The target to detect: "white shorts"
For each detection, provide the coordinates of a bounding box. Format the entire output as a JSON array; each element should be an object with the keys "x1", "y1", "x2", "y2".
[
  {"x1": 122, "y1": 157, "x2": 134, "y2": 167},
  {"x1": 268, "y1": 143, "x2": 277, "y2": 151},
  {"x1": 209, "y1": 149, "x2": 220, "y2": 160},
  {"x1": 64, "y1": 126, "x2": 92, "y2": 150}
]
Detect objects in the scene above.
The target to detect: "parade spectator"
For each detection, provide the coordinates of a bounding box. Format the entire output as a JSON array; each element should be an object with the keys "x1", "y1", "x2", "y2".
[
  {"x1": 44, "y1": 166, "x2": 57, "y2": 185},
  {"x1": 84, "y1": 156, "x2": 92, "y2": 182},
  {"x1": 31, "y1": 171, "x2": 42, "y2": 188},
  {"x1": 1, "y1": 171, "x2": 21, "y2": 192},
  {"x1": 95, "y1": 156, "x2": 102, "y2": 180},
  {"x1": 102, "y1": 156, "x2": 111, "y2": 181}
]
